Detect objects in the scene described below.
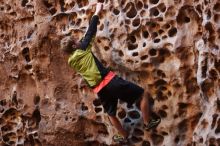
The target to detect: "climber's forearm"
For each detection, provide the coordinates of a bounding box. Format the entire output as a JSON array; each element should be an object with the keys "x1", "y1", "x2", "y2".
[
  {"x1": 94, "y1": 3, "x2": 102, "y2": 15},
  {"x1": 80, "y1": 15, "x2": 99, "y2": 50},
  {"x1": 80, "y1": 3, "x2": 103, "y2": 50}
]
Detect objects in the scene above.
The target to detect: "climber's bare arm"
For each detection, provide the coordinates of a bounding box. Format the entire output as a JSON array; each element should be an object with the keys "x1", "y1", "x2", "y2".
[{"x1": 80, "y1": 3, "x2": 103, "y2": 50}]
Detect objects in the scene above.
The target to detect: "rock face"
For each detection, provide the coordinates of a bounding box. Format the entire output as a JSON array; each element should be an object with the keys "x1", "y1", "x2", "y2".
[{"x1": 0, "y1": 0, "x2": 220, "y2": 145}]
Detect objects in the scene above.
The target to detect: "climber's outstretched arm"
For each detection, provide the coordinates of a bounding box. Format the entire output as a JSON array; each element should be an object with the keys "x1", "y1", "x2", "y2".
[{"x1": 80, "y1": 3, "x2": 103, "y2": 50}]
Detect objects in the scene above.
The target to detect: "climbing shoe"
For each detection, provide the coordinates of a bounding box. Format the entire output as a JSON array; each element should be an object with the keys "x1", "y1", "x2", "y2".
[
  {"x1": 144, "y1": 117, "x2": 161, "y2": 130},
  {"x1": 112, "y1": 134, "x2": 127, "y2": 143}
]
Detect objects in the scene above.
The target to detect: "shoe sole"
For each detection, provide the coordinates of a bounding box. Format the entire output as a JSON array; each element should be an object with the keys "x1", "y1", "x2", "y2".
[
  {"x1": 113, "y1": 136, "x2": 125, "y2": 143},
  {"x1": 113, "y1": 139, "x2": 127, "y2": 144}
]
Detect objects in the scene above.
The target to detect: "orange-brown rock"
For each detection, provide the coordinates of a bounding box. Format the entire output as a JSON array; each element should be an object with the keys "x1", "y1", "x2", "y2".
[{"x1": 0, "y1": 0, "x2": 219, "y2": 145}]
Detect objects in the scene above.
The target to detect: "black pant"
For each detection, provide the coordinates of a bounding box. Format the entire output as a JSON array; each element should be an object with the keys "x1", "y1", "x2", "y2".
[{"x1": 97, "y1": 75, "x2": 144, "y2": 116}]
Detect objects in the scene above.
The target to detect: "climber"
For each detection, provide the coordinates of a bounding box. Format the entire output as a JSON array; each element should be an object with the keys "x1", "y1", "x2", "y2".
[{"x1": 60, "y1": 3, "x2": 161, "y2": 143}]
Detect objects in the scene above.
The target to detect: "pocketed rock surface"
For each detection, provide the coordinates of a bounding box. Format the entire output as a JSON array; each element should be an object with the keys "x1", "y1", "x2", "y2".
[{"x1": 0, "y1": 0, "x2": 220, "y2": 146}]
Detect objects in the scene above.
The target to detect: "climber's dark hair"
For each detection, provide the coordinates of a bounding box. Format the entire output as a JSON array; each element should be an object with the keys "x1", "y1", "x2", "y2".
[{"x1": 60, "y1": 36, "x2": 79, "y2": 54}]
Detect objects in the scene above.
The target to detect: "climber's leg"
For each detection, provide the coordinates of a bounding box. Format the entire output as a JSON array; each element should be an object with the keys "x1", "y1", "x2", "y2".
[
  {"x1": 139, "y1": 92, "x2": 161, "y2": 130},
  {"x1": 97, "y1": 76, "x2": 128, "y2": 141},
  {"x1": 139, "y1": 91, "x2": 150, "y2": 124},
  {"x1": 108, "y1": 115, "x2": 128, "y2": 138}
]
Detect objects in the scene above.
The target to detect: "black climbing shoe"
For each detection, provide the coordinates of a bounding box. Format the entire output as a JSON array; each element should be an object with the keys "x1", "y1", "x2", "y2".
[
  {"x1": 144, "y1": 117, "x2": 161, "y2": 130},
  {"x1": 112, "y1": 134, "x2": 127, "y2": 143}
]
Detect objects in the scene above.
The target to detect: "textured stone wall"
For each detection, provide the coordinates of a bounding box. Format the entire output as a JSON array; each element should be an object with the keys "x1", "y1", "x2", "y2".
[{"x1": 0, "y1": 0, "x2": 220, "y2": 145}]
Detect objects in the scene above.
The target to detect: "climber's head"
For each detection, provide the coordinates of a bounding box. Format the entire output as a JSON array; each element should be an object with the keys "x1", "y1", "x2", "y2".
[{"x1": 60, "y1": 36, "x2": 80, "y2": 54}]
